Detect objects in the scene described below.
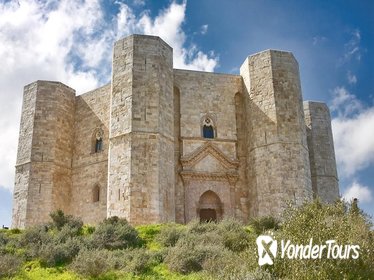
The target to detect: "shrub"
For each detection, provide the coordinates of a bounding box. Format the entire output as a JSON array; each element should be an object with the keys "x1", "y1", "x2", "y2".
[
  {"x1": 54, "y1": 223, "x2": 83, "y2": 243},
  {"x1": 249, "y1": 216, "x2": 280, "y2": 235},
  {"x1": 0, "y1": 231, "x2": 8, "y2": 247},
  {"x1": 217, "y1": 219, "x2": 250, "y2": 252},
  {"x1": 186, "y1": 219, "x2": 218, "y2": 234},
  {"x1": 156, "y1": 224, "x2": 186, "y2": 247},
  {"x1": 38, "y1": 237, "x2": 82, "y2": 266},
  {"x1": 69, "y1": 249, "x2": 115, "y2": 277},
  {"x1": 119, "y1": 248, "x2": 153, "y2": 274},
  {"x1": 273, "y1": 200, "x2": 374, "y2": 279},
  {"x1": 18, "y1": 225, "x2": 51, "y2": 259},
  {"x1": 165, "y1": 243, "x2": 224, "y2": 274},
  {"x1": 165, "y1": 218, "x2": 254, "y2": 274},
  {"x1": 49, "y1": 210, "x2": 83, "y2": 232},
  {"x1": 10, "y1": 228, "x2": 21, "y2": 234},
  {"x1": 17, "y1": 216, "x2": 84, "y2": 266},
  {"x1": 82, "y1": 224, "x2": 95, "y2": 235},
  {"x1": 0, "y1": 254, "x2": 22, "y2": 278},
  {"x1": 89, "y1": 216, "x2": 142, "y2": 250}
]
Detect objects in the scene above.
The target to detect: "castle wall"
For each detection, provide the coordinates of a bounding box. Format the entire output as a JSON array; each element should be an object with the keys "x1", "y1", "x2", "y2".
[
  {"x1": 304, "y1": 101, "x2": 339, "y2": 203},
  {"x1": 108, "y1": 35, "x2": 175, "y2": 224},
  {"x1": 71, "y1": 83, "x2": 111, "y2": 224},
  {"x1": 241, "y1": 50, "x2": 313, "y2": 218},
  {"x1": 174, "y1": 70, "x2": 248, "y2": 222},
  {"x1": 13, "y1": 81, "x2": 75, "y2": 228}
]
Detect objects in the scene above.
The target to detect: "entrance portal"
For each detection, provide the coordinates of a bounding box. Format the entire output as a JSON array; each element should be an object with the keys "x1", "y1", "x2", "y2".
[
  {"x1": 199, "y1": 209, "x2": 217, "y2": 222},
  {"x1": 198, "y1": 190, "x2": 222, "y2": 222}
]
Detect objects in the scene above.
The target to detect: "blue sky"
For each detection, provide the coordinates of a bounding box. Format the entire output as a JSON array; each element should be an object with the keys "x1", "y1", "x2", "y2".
[{"x1": 0, "y1": 0, "x2": 373, "y2": 227}]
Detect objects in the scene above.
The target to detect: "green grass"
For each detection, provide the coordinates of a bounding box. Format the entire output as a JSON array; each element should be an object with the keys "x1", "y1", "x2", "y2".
[
  {"x1": 136, "y1": 224, "x2": 163, "y2": 251},
  {"x1": 9, "y1": 261, "x2": 80, "y2": 280}
]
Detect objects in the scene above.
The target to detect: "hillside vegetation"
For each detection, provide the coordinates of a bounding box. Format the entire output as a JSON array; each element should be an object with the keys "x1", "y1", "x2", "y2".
[{"x1": 0, "y1": 200, "x2": 373, "y2": 279}]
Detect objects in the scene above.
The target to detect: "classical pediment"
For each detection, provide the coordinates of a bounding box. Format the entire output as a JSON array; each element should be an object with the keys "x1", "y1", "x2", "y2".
[
  {"x1": 180, "y1": 142, "x2": 239, "y2": 183},
  {"x1": 193, "y1": 154, "x2": 227, "y2": 173},
  {"x1": 181, "y1": 142, "x2": 238, "y2": 170}
]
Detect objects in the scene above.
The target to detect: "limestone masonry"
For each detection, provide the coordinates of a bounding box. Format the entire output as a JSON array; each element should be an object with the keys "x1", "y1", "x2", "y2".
[{"x1": 12, "y1": 35, "x2": 339, "y2": 228}]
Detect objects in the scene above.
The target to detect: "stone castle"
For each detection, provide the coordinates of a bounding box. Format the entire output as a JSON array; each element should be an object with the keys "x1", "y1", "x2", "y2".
[{"x1": 12, "y1": 35, "x2": 339, "y2": 228}]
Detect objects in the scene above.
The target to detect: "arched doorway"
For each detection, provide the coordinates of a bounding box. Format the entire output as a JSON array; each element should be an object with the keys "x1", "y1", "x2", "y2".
[{"x1": 198, "y1": 190, "x2": 223, "y2": 222}]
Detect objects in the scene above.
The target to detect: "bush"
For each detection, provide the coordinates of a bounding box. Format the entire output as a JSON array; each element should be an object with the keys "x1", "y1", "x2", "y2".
[
  {"x1": 273, "y1": 200, "x2": 374, "y2": 279},
  {"x1": 166, "y1": 243, "x2": 224, "y2": 274},
  {"x1": 69, "y1": 249, "x2": 115, "y2": 277},
  {"x1": 49, "y1": 210, "x2": 83, "y2": 232},
  {"x1": 218, "y1": 219, "x2": 250, "y2": 252},
  {"x1": 0, "y1": 231, "x2": 8, "y2": 248},
  {"x1": 18, "y1": 225, "x2": 51, "y2": 259},
  {"x1": 186, "y1": 219, "x2": 218, "y2": 234},
  {"x1": 164, "y1": 218, "x2": 253, "y2": 274},
  {"x1": 89, "y1": 216, "x2": 142, "y2": 250},
  {"x1": 70, "y1": 247, "x2": 154, "y2": 277},
  {"x1": 17, "y1": 216, "x2": 84, "y2": 266},
  {"x1": 156, "y1": 224, "x2": 185, "y2": 247},
  {"x1": 202, "y1": 240, "x2": 266, "y2": 280},
  {"x1": 118, "y1": 248, "x2": 153, "y2": 274},
  {"x1": 249, "y1": 216, "x2": 280, "y2": 235},
  {"x1": 38, "y1": 237, "x2": 82, "y2": 266},
  {"x1": 0, "y1": 254, "x2": 22, "y2": 278}
]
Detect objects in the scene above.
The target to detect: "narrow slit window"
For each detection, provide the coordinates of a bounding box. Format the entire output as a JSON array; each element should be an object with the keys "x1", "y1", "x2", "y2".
[
  {"x1": 93, "y1": 129, "x2": 104, "y2": 153},
  {"x1": 95, "y1": 138, "x2": 103, "y2": 152},
  {"x1": 93, "y1": 185, "x2": 100, "y2": 202}
]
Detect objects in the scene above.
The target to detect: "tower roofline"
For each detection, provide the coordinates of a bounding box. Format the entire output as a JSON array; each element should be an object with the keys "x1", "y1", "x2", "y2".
[{"x1": 116, "y1": 34, "x2": 173, "y2": 50}]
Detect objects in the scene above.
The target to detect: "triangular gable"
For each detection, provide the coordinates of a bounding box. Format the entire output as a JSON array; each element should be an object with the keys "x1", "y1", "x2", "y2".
[{"x1": 181, "y1": 142, "x2": 239, "y2": 170}]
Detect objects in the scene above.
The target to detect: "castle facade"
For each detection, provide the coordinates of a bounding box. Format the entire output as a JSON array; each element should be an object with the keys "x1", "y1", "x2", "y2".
[{"x1": 12, "y1": 35, "x2": 339, "y2": 228}]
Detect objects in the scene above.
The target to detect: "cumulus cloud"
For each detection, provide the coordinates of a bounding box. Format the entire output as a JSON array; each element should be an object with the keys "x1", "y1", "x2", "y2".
[
  {"x1": 331, "y1": 87, "x2": 374, "y2": 177},
  {"x1": 330, "y1": 87, "x2": 363, "y2": 118},
  {"x1": 130, "y1": 2, "x2": 218, "y2": 71},
  {"x1": 0, "y1": 0, "x2": 218, "y2": 192},
  {"x1": 343, "y1": 181, "x2": 373, "y2": 203}
]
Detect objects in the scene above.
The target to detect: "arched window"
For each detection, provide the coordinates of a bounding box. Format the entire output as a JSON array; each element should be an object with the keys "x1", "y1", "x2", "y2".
[
  {"x1": 202, "y1": 117, "x2": 215, "y2": 139},
  {"x1": 93, "y1": 185, "x2": 100, "y2": 202},
  {"x1": 95, "y1": 138, "x2": 103, "y2": 153},
  {"x1": 93, "y1": 128, "x2": 104, "y2": 153}
]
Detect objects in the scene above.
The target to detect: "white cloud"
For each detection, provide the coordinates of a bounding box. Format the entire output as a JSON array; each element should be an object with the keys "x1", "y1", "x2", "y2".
[
  {"x1": 342, "y1": 29, "x2": 362, "y2": 62},
  {"x1": 133, "y1": 1, "x2": 218, "y2": 71},
  {"x1": 330, "y1": 87, "x2": 363, "y2": 118},
  {"x1": 200, "y1": 24, "x2": 208, "y2": 35},
  {"x1": 0, "y1": 0, "x2": 218, "y2": 192},
  {"x1": 343, "y1": 181, "x2": 373, "y2": 203},
  {"x1": 347, "y1": 71, "x2": 357, "y2": 84},
  {"x1": 331, "y1": 87, "x2": 374, "y2": 177},
  {"x1": 312, "y1": 35, "x2": 327, "y2": 46}
]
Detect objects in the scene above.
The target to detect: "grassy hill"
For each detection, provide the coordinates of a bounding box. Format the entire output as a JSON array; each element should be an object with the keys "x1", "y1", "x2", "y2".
[{"x1": 1, "y1": 200, "x2": 373, "y2": 280}]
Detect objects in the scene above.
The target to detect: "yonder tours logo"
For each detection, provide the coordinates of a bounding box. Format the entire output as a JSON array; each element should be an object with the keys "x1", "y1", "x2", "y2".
[{"x1": 256, "y1": 235, "x2": 360, "y2": 266}]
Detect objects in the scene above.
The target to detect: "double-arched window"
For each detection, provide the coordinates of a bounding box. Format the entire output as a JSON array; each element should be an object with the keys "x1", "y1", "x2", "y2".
[{"x1": 202, "y1": 116, "x2": 215, "y2": 139}]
